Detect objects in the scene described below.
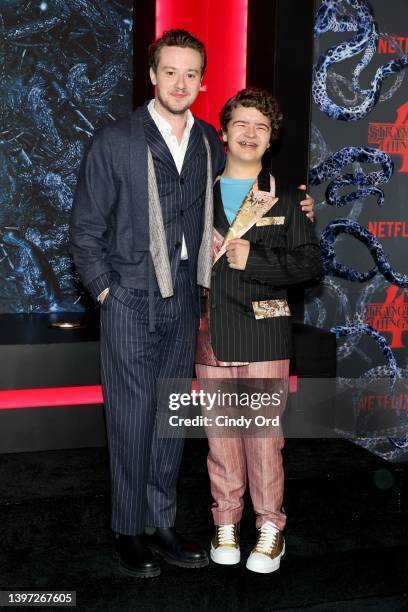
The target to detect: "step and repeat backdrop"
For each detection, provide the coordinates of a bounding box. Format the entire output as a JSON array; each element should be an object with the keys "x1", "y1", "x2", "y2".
[
  {"x1": 308, "y1": 0, "x2": 408, "y2": 460},
  {"x1": 1, "y1": 0, "x2": 407, "y2": 458},
  {"x1": 0, "y1": 0, "x2": 132, "y2": 312}
]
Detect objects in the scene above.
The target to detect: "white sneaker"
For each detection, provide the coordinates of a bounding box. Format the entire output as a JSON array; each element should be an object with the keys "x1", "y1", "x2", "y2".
[
  {"x1": 246, "y1": 522, "x2": 285, "y2": 574},
  {"x1": 210, "y1": 524, "x2": 240, "y2": 565}
]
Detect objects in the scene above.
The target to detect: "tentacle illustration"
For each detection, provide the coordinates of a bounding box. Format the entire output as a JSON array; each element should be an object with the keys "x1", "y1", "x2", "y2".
[
  {"x1": 331, "y1": 323, "x2": 398, "y2": 384},
  {"x1": 309, "y1": 146, "x2": 393, "y2": 207},
  {"x1": 321, "y1": 219, "x2": 408, "y2": 287},
  {"x1": 313, "y1": 0, "x2": 408, "y2": 121}
]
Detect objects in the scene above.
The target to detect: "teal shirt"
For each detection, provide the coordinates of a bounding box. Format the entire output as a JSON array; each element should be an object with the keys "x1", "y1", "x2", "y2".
[{"x1": 220, "y1": 177, "x2": 255, "y2": 225}]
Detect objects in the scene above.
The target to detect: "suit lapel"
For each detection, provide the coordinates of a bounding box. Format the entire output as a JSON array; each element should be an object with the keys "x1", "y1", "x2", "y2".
[
  {"x1": 181, "y1": 122, "x2": 204, "y2": 173},
  {"x1": 141, "y1": 105, "x2": 179, "y2": 177},
  {"x1": 213, "y1": 179, "x2": 230, "y2": 236},
  {"x1": 213, "y1": 170, "x2": 278, "y2": 265}
]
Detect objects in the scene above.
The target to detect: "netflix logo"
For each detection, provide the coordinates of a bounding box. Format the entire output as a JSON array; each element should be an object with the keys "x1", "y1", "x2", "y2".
[
  {"x1": 359, "y1": 393, "x2": 408, "y2": 411},
  {"x1": 367, "y1": 221, "x2": 408, "y2": 238},
  {"x1": 377, "y1": 36, "x2": 408, "y2": 54}
]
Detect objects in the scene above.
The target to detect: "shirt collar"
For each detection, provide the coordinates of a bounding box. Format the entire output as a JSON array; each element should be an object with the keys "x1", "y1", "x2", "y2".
[{"x1": 147, "y1": 99, "x2": 194, "y2": 137}]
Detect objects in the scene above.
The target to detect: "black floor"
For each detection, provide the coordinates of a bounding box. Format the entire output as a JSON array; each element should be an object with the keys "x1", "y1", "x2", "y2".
[{"x1": 1, "y1": 438, "x2": 408, "y2": 611}]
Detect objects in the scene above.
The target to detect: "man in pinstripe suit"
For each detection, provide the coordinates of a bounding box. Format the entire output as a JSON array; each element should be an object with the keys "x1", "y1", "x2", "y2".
[
  {"x1": 70, "y1": 30, "x2": 314, "y2": 579},
  {"x1": 70, "y1": 30, "x2": 226, "y2": 578}
]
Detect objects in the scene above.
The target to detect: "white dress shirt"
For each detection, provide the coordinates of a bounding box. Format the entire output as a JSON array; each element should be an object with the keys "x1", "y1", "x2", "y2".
[{"x1": 148, "y1": 99, "x2": 195, "y2": 259}]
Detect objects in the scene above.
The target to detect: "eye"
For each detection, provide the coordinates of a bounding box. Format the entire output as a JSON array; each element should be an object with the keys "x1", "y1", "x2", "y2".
[
  {"x1": 187, "y1": 73, "x2": 198, "y2": 80},
  {"x1": 165, "y1": 70, "x2": 175, "y2": 77}
]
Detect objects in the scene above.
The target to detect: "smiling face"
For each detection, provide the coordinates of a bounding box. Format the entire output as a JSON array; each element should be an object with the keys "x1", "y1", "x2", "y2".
[
  {"x1": 223, "y1": 105, "x2": 271, "y2": 166},
  {"x1": 150, "y1": 45, "x2": 202, "y2": 118}
]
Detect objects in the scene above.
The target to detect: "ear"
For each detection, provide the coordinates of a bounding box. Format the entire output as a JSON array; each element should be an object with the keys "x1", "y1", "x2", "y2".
[
  {"x1": 222, "y1": 132, "x2": 228, "y2": 143},
  {"x1": 150, "y1": 67, "x2": 157, "y2": 86}
]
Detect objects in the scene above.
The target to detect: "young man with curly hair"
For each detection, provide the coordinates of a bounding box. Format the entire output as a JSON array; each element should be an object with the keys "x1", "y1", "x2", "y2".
[{"x1": 196, "y1": 88, "x2": 323, "y2": 573}]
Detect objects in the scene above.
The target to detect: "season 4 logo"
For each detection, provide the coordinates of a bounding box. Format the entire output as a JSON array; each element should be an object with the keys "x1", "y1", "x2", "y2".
[{"x1": 365, "y1": 286, "x2": 408, "y2": 349}]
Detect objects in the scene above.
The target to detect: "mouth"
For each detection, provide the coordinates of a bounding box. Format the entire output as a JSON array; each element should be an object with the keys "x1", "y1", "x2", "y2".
[
  {"x1": 238, "y1": 141, "x2": 258, "y2": 149},
  {"x1": 171, "y1": 92, "x2": 188, "y2": 99}
]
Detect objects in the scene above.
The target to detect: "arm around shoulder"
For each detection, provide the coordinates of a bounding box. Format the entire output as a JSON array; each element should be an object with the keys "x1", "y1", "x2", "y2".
[
  {"x1": 244, "y1": 189, "x2": 323, "y2": 286},
  {"x1": 198, "y1": 119, "x2": 225, "y2": 177}
]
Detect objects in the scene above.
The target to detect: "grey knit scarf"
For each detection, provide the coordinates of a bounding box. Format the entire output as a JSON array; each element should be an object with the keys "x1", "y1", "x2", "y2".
[{"x1": 147, "y1": 136, "x2": 214, "y2": 297}]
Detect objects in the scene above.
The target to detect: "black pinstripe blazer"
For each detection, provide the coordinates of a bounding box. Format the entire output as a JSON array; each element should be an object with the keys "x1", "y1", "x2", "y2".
[{"x1": 208, "y1": 170, "x2": 323, "y2": 362}]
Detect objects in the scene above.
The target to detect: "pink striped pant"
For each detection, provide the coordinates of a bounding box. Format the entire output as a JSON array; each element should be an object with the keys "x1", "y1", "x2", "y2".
[{"x1": 196, "y1": 360, "x2": 289, "y2": 530}]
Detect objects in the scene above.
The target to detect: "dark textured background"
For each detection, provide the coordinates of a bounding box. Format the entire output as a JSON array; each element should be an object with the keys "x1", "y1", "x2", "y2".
[{"x1": 0, "y1": 0, "x2": 133, "y2": 313}]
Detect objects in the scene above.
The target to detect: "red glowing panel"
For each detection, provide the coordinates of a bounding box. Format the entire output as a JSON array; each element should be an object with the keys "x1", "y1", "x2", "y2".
[
  {"x1": 289, "y1": 375, "x2": 298, "y2": 394},
  {"x1": 155, "y1": 0, "x2": 248, "y2": 129},
  {"x1": 0, "y1": 377, "x2": 297, "y2": 411},
  {"x1": 0, "y1": 386, "x2": 104, "y2": 410}
]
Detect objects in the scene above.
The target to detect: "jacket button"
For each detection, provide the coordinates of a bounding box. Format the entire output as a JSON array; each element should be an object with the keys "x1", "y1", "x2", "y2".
[
  {"x1": 175, "y1": 241, "x2": 182, "y2": 248},
  {"x1": 211, "y1": 271, "x2": 216, "y2": 277},
  {"x1": 180, "y1": 177, "x2": 185, "y2": 185},
  {"x1": 180, "y1": 210, "x2": 184, "y2": 217}
]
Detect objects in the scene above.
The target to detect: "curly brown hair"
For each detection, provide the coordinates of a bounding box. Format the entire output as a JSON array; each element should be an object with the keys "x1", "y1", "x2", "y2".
[
  {"x1": 149, "y1": 29, "x2": 207, "y2": 76},
  {"x1": 219, "y1": 88, "x2": 283, "y2": 142}
]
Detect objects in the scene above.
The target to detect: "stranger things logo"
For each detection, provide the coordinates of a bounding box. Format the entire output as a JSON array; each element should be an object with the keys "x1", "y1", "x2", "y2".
[
  {"x1": 368, "y1": 100, "x2": 408, "y2": 172},
  {"x1": 365, "y1": 286, "x2": 408, "y2": 349}
]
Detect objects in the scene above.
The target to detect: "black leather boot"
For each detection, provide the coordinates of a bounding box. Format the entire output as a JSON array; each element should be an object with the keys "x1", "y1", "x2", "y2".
[
  {"x1": 115, "y1": 534, "x2": 161, "y2": 578},
  {"x1": 143, "y1": 528, "x2": 209, "y2": 568}
]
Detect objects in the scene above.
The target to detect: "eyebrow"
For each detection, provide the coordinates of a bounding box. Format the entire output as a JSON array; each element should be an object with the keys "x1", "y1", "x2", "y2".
[
  {"x1": 161, "y1": 65, "x2": 200, "y2": 73},
  {"x1": 232, "y1": 120, "x2": 270, "y2": 129}
]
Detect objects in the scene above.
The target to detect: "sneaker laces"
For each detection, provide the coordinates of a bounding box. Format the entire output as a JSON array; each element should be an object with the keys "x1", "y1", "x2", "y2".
[
  {"x1": 256, "y1": 522, "x2": 279, "y2": 553},
  {"x1": 217, "y1": 524, "x2": 236, "y2": 545}
]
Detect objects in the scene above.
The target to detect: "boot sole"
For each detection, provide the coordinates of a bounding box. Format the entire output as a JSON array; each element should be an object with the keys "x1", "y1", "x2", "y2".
[
  {"x1": 117, "y1": 556, "x2": 161, "y2": 578},
  {"x1": 148, "y1": 545, "x2": 209, "y2": 568}
]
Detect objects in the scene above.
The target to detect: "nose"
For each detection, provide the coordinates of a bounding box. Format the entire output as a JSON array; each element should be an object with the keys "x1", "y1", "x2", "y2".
[
  {"x1": 175, "y1": 74, "x2": 186, "y2": 90},
  {"x1": 244, "y1": 124, "x2": 256, "y2": 138}
]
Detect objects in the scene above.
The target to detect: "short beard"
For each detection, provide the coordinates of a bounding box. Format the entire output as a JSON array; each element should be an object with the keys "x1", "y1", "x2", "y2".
[{"x1": 157, "y1": 91, "x2": 191, "y2": 116}]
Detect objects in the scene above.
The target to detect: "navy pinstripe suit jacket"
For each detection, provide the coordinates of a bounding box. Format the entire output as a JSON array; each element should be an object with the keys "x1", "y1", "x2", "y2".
[
  {"x1": 209, "y1": 170, "x2": 323, "y2": 362},
  {"x1": 70, "y1": 103, "x2": 225, "y2": 302}
]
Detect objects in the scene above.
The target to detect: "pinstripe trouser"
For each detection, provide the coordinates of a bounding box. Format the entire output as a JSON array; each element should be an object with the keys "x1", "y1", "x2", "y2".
[
  {"x1": 196, "y1": 360, "x2": 289, "y2": 530},
  {"x1": 100, "y1": 265, "x2": 198, "y2": 535}
]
